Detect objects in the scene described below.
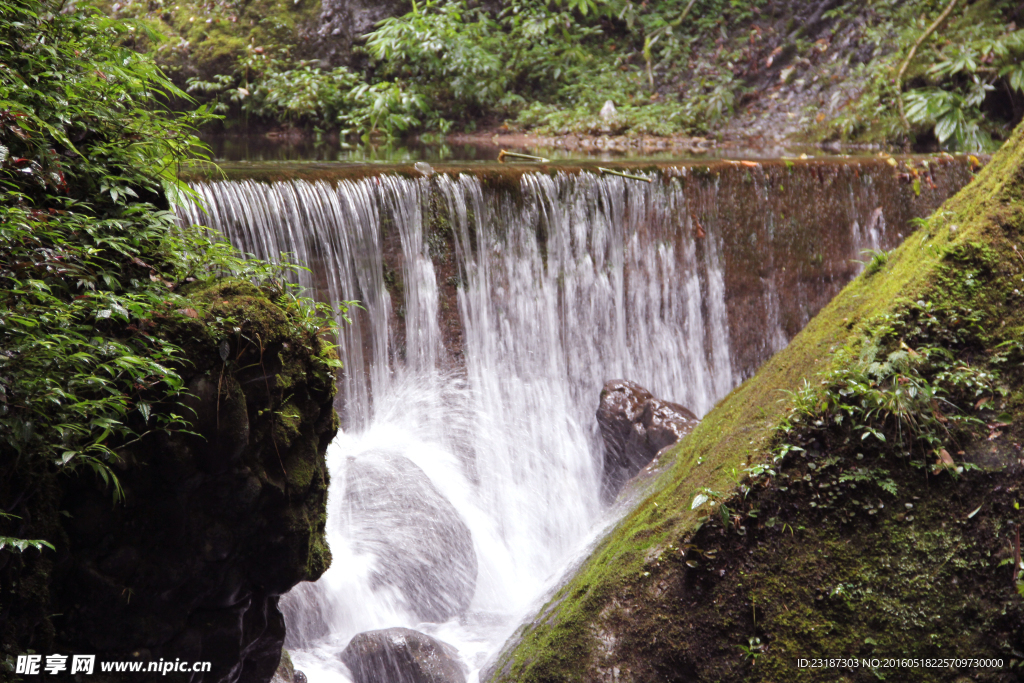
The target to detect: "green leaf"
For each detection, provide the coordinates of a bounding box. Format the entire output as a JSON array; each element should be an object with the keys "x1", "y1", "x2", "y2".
[
  {"x1": 935, "y1": 114, "x2": 956, "y2": 143},
  {"x1": 0, "y1": 536, "x2": 55, "y2": 553}
]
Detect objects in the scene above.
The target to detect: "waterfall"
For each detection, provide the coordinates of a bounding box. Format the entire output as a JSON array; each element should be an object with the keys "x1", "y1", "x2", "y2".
[{"x1": 176, "y1": 159, "x2": 970, "y2": 681}]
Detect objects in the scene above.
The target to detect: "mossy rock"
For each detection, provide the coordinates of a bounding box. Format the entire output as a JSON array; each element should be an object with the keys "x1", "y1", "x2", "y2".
[{"x1": 1, "y1": 278, "x2": 339, "y2": 683}]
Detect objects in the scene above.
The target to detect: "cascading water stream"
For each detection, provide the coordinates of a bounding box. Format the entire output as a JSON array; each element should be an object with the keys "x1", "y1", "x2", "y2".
[{"x1": 175, "y1": 159, "x2": 970, "y2": 681}]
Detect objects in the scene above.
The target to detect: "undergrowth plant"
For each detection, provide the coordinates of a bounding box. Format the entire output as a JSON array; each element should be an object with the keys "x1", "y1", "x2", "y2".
[
  {"x1": 106, "y1": 0, "x2": 1024, "y2": 142},
  {"x1": 821, "y1": 0, "x2": 1024, "y2": 150},
  {"x1": 0, "y1": 0, "x2": 339, "y2": 550},
  {"x1": 147, "y1": 0, "x2": 766, "y2": 137},
  {"x1": 767, "y1": 296, "x2": 1014, "y2": 511}
]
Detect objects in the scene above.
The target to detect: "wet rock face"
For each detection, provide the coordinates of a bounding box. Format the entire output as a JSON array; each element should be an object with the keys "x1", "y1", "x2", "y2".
[
  {"x1": 341, "y1": 628, "x2": 466, "y2": 683},
  {"x1": 597, "y1": 380, "x2": 699, "y2": 500},
  {"x1": 46, "y1": 282, "x2": 339, "y2": 683},
  {"x1": 315, "y1": 0, "x2": 410, "y2": 67},
  {"x1": 344, "y1": 452, "x2": 477, "y2": 623}
]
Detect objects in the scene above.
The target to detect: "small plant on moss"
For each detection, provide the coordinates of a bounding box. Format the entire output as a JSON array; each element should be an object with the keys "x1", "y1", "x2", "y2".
[
  {"x1": 769, "y1": 297, "x2": 1007, "y2": 503},
  {"x1": 737, "y1": 636, "x2": 764, "y2": 663},
  {"x1": 860, "y1": 248, "x2": 891, "y2": 275}
]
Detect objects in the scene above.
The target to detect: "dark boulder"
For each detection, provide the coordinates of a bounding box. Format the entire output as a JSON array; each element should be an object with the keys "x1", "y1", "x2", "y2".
[
  {"x1": 341, "y1": 628, "x2": 466, "y2": 683},
  {"x1": 344, "y1": 452, "x2": 477, "y2": 623},
  {"x1": 597, "y1": 380, "x2": 699, "y2": 500}
]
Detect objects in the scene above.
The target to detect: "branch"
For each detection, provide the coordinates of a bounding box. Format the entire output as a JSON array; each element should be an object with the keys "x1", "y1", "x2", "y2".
[
  {"x1": 896, "y1": 0, "x2": 961, "y2": 131},
  {"x1": 670, "y1": 0, "x2": 699, "y2": 27}
]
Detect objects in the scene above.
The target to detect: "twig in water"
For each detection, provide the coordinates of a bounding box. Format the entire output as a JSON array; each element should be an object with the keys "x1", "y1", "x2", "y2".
[
  {"x1": 598, "y1": 167, "x2": 653, "y2": 183},
  {"x1": 498, "y1": 150, "x2": 549, "y2": 163}
]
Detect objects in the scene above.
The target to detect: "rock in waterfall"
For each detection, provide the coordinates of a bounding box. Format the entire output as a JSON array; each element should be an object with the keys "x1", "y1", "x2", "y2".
[
  {"x1": 341, "y1": 628, "x2": 467, "y2": 683},
  {"x1": 344, "y1": 452, "x2": 478, "y2": 622},
  {"x1": 597, "y1": 380, "x2": 699, "y2": 499}
]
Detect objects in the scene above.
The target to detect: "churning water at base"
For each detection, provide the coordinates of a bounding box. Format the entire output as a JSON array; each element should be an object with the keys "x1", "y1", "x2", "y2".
[
  {"x1": 278, "y1": 374, "x2": 617, "y2": 681},
  {"x1": 176, "y1": 159, "x2": 969, "y2": 681}
]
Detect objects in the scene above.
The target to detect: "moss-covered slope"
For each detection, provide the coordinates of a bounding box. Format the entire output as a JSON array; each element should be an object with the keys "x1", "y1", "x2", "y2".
[{"x1": 484, "y1": 121, "x2": 1024, "y2": 682}]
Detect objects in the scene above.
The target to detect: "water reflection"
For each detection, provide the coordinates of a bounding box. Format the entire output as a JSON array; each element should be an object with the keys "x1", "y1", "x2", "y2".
[
  {"x1": 198, "y1": 131, "x2": 893, "y2": 164},
  {"x1": 199, "y1": 133, "x2": 495, "y2": 163}
]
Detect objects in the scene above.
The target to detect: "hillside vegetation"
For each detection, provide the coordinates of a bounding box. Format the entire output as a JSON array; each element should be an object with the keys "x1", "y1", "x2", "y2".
[{"x1": 107, "y1": 0, "x2": 1024, "y2": 149}]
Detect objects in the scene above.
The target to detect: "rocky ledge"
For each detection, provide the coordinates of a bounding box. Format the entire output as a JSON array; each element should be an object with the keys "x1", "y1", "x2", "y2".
[{"x1": 1, "y1": 280, "x2": 339, "y2": 683}]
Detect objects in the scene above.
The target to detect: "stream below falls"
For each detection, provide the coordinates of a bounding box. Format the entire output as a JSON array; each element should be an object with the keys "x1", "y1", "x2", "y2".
[{"x1": 175, "y1": 157, "x2": 973, "y2": 682}]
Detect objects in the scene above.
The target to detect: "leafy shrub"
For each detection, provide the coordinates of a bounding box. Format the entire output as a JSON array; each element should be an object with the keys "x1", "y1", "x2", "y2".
[
  {"x1": 0, "y1": 0, "x2": 336, "y2": 525},
  {"x1": 776, "y1": 300, "x2": 999, "y2": 483},
  {"x1": 819, "y1": 1, "x2": 1024, "y2": 150},
  {"x1": 900, "y1": 25, "x2": 1024, "y2": 150},
  {"x1": 246, "y1": 61, "x2": 363, "y2": 128}
]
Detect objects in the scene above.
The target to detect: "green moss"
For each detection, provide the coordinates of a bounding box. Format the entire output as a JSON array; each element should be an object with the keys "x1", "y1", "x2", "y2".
[
  {"x1": 487, "y1": 123, "x2": 1024, "y2": 683},
  {"x1": 189, "y1": 33, "x2": 247, "y2": 80},
  {"x1": 275, "y1": 649, "x2": 295, "y2": 683},
  {"x1": 113, "y1": 0, "x2": 322, "y2": 83}
]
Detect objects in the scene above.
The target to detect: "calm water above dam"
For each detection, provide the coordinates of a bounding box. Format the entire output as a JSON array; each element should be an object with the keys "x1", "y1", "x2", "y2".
[{"x1": 176, "y1": 155, "x2": 972, "y2": 682}]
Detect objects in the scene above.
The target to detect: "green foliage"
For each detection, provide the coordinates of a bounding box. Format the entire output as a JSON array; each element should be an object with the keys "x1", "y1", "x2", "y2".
[
  {"x1": 0, "y1": 537, "x2": 55, "y2": 553},
  {"x1": 905, "y1": 85, "x2": 993, "y2": 151},
  {"x1": 860, "y1": 247, "x2": 891, "y2": 275},
  {"x1": 736, "y1": 636, "x2": 764, "y2": 663},
  {"x1": 110, "y1": 0, "x2": 1024, "y2": 143},
  {"x1": 365, "y1": 1, "x2": 508, "y2": 119},
  {"x1": 0, "y1": 512, "x2": 54, "y2": 553},
  {"x1": 0, "y1": 0, "x2": 337, "y2": 541},
  {"x1": 190, "y1": 58, "x2": 365, "y2": 130},
  {"x1": 903, "y1": 22, "x2": 1024, "y2": 150},
  {"x1": 2, "y1": 0, "x2": 201, "y2": 490},
  {"x1": 247, "y1": 62, "x2": 362, "y2": 128},
  {"x1": 774, "y1": 300, "x2": 1000, "y2": 493},
  {"x1": 362, "y1": 0, "x2": 624, "y2": 128},
  {"x1": 187, "y1": 48, "x2": 426, "y2": 138},
  {"x1": 345, "y1": 81, "x2": 426, "y2": 139},
  {"x1": 819, "y1": 0, "x2": 1024, "y2": 150},
  {"x1": 168, "y1": 0, "x2": 757, "y2": 137}
]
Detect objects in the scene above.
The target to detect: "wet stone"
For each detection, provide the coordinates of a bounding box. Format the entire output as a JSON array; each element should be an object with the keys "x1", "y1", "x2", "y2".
[
  {"x1": 341, "y1": 628, "x2": 466, "y2": 683},
  {"x1": 344, "y1": 452, "x2": 478, "y2": 622},
  {"x1": 597, "y1": 379, "x2": 700, "y2": 501}
]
